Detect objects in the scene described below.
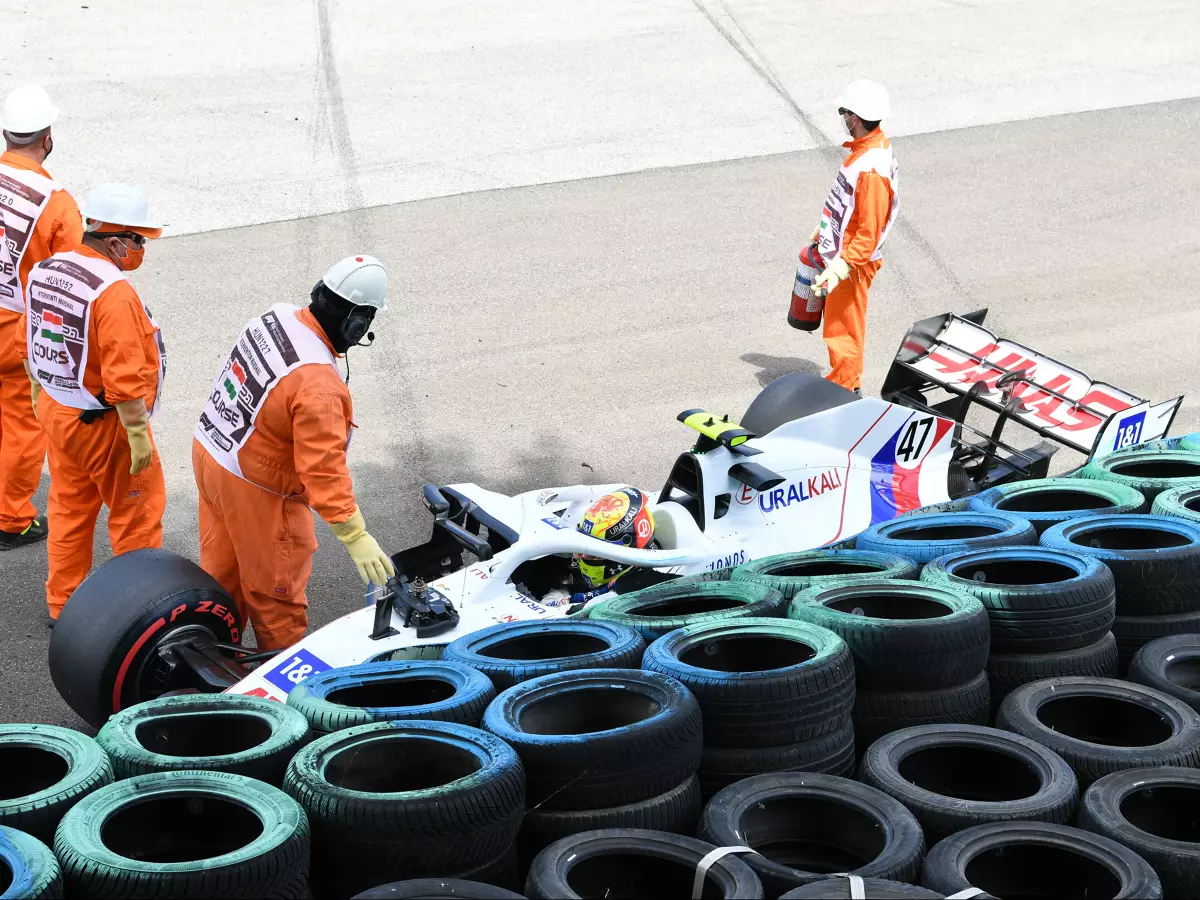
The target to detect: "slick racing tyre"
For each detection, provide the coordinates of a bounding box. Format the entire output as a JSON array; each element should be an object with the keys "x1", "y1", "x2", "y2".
[
  {"x1": 968, "y1": 477, "x2": 1146, "y2": 535},
  {"x1": 1075, "y1": 449, "x2": 1200, "y2": 504},
  {"x1": 730, "y1": 550, "x2": 919, "y2": 600},
  {"x1": 1128, "y1": 634, "x2": 1200, "y2": 712},
  {"x1": 441, "y1": 620, "x2": 645, "y2": 691},
  {"x1": 854, "y1": 511, "x2": 1037, "y2": 564},
  {"x1": 285, "y1": 660, "x2": 496, "y2": 733},
  {"x1": 586, "y1": 582, "x2": 785, "y2": 641},
  {"x1": 0, "y1": 826, "x2": 62, "y2": 900},
  {"x1": 96, "y1": 694, "x2": 311, "y2": 785},
  {"x1": 1151, "y1": 484, "x2": 1200, "y2": 526},
  {"x1": 49, "y1": 549, "x2": 242, "y2": 728},
  {"x1": 0, "y1": 725, "x2": 113, "y2": 845},
  {"x1": 852, "y1": 672, "x2": 990, "y2": 751}
]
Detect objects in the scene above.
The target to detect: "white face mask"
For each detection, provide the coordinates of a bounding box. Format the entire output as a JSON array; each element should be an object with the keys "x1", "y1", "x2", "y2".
[{"x1": 841, "y1": 113, "x2": 854, "y2": 137}]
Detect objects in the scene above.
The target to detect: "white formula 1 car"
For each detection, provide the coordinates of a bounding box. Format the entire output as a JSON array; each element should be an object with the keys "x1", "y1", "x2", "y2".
[{"x1": 49, "y1": 310, "x2": 1183, "y2": 726}]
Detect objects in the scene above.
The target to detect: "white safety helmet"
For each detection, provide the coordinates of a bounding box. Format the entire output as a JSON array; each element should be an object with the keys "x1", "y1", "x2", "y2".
[
  {"x1": 1, "y1": 84, "x2": 59, "y2": 140},
  {"x1": 321, "y1": 254, "x2": 388, "y2": 311},
  {"x1": 838, "y1": 80, "x2": 890, "y2": 123},
  {"x1": 81, "y1": 183, "x2": 163, "y2": 239}
]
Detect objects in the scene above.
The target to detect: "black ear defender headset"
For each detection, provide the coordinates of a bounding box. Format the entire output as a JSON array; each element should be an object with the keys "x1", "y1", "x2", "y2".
[{"x1": 310, "y1": 279, "x2": 376, "y2": 348}]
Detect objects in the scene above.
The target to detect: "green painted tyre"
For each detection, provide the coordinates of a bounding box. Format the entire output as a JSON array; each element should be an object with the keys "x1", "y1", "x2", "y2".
[
  {"x1": 586, "y1": 581, "x2": 784, "y2": 641},
  {"x1": 1151, "y1": 485, "x2": 1200, "y2": 526},
  {"x1": 1075, "y1": 450, "x2": 1200, "y2": 504},
  {"x1": 731, "y1": 550, "x2": 918, "y2": 600},
  {"x1": 969, "y1": 477, "x2": 1146, "y2": 535}
]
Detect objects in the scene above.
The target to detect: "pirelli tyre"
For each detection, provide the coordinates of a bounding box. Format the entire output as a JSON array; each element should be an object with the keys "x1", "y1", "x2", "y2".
[
  {"x1": 697, "y1": 719, "x2": 856, "y2": 800},
  {"x1": 698, "y1": 773, "x2": 925, "y2": 896},
  {"x1": 1113, "y1": 610, "x2": 1200, "y2": 674},
  {"x1": 779, "y1": 879, "x2": 944, "y2": 899},
  {"x1": 441, "y1": 620, "x2": 645, "y2": 691},
  {"x1": 852, "y1": 672, "x2": 990, "y2": 751},
  {"x1": 48, "y1": 549, "x2": 242, "y2": 728},
  {"x1": 585, "y1": 582, "x2": 785, "y2": 641},
  {"x1": 482, "y1": 668, "x2": 701, "y2": 810},
  {"x1": 0, "y1": 725, "x2": 113, "y2": 846},
  {"x1": 994, "y1": 677, "x2": 1200, "y2": 788},
  {"x1": 55, "y1": 770, "x2": 309, "y2": 899},
  {"x1": 285, "y1": 660, "x2": 495, "y2": 734},
  {"x1": 853, "y1": 511, "x2": 1037, "y2": 565},
  {"x1": 968, "y1": 477, "x2": 1147, "y2": 535},
  {"x1": 283, "y1": 720, "x2": 524, "y2": 898},
  {"x1": 524, "y1": 829, "x2": 763, "y2": 900},
  {"x1": 788, "y1": 582, "x2": 990, "y2": 691},
  {"x1": 640, "y1": 618, "x2": 854, "y2": 747},
  {"x1": 1075, "y1": 449, "x2": 1200, "y2": 505},
  {"x1": 1040, "y1": 514, "x2": 1200, "y2": 617},
  {"x1": 919, "y1": 821, "x2": 1161, "y2": 899},
  {"x1": 921, "y1": 546, "x2": 1116, "y2": 654},
  {"x1": 987, "y1": 632, "x2": 1119, "y2": 712},
  {"x1": 0, "y1": 826, "x2": 62, "y2": 900},
  {"x1": 1128, "y1": 634, "x2": 1200, "y2": 713},
  {"x1": 1078, "y1": 766, "x2": 1200, "y2": 900},
  {"x1": 858, "y1": 724, "x2": 1079, "y2": 844},
  {"x1": 730, "y1": 550, "x2": 919, "y2": 600},
  {"x1": 1152, "y1": 485, "x2": 1200, "y2": 526},
  {"x1": 352, "y1": 880, "x2": 525, "y2": 900}
]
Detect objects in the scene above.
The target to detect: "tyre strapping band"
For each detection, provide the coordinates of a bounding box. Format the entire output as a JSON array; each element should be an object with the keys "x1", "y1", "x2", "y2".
[
  {"x1": 111, "y1": 617, "x2": 167, "y2": 712},
  {"x1": 691, "y1": 845, "x2": 758, "y2": 899},
  {"x1": 945, "y1": 890, "x2": 985, "y2": 900}
]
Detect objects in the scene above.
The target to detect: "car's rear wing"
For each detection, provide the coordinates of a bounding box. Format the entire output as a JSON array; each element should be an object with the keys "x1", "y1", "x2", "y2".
[{"x1": 882, "y1": 310, "x2": 1183, "y2": 479}]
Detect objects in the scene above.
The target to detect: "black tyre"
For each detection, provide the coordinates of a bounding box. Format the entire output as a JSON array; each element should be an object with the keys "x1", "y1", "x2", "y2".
[
  {"x1": 283, "y1": 720, "x2": 523, "y2": 898},
  {"x1": 921, "y1": 547, "x2": 1115, "y2": 654},
  {"x1": 441, "y1": 620, "x2": 645, "y2": 691},
  {"x1": 95, "y1": 694, "x2": 310, "y2": 786},
  {"x1": 788, "y1": 582, "x2": 990, "y2": 691},
  {"x1": 285, "y1": 660, "x2": 495, "y2": 734},
  {"x1": 987, "y1": 632, "x2": 1119, "y2": 712},
  {"x1": 352, "y1": 880, "x2": 524, "y2": 899},
  {"x1": 731, "y1": 550, "x2": 919, "y2": 600},
  {"x1": 1128, "y1": 634, "x2": 1200, "y2": 712},
  {"x1": 858, "y1": 724, "x2": 1078, "y2": 843},
  {"x1": 994, "y1": 676, "x2": 1200, "y2": 787},
  {"x1": 518, "y1": 775, "x2": 701, "y2": 866},
  {"x1": 1152, "y1": 484, "x2": 1200, "y2": 527},
  {"x1": 1040, "y1": 514, "x2": 1200, "y2": 616},
  {"x1": 697, "y1": 719, "x2": 855, "y2": 800},
  {"x1": 1114, "y1": 610, "x2": 1200, "y2": 674},
  {"x1": 55, "y1": 770, "x2": 309, "y2": 899},
  {"x1": 1076, "y1": 449, "x2": 1200, "y2": 504},
  {"x1": 49, "y1": 549, "x2": 242, "y2": 728},
  {"x1": 0, "y1": 725, "x2": 113, "y2": 845},
  {"x1": 699, "y1": 772, "x2": 925, "y2": 896},
  {"x1": 0, "y1": 826, "x2": 62, "y2": 900},
  {"x1": 524, "y1": 828, "x2": 763, "y2": 900},
  {"x1": 919, "y1": 821, "x2": 1161, "y2": 900},
  {"x1": 853, "y1": 671, "x2": 989, "y2": 751},
  {"x1": 854, "y1": 511, "x2": 1037, "y2": 565},
  {"x1": 586, "y1": 582, "x2": 785, "y2": 641},
  {"x1": 780, "y1": 878, "x2": 943, "y2": 899},
  {"x1": 640, "y1": 618, "x2": 854, "y2": 747},
  {"x1": 1079, "y1": 766, "x2": 1200, "y2": 900},
  {"x1": 969, "y1": 477, "x2": 1147, "y2": 535}
]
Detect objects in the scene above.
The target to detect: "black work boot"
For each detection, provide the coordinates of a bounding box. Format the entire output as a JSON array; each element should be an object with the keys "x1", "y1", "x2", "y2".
[{"x1": 0, "y1": 517, "x2": 48, "y2": 551}]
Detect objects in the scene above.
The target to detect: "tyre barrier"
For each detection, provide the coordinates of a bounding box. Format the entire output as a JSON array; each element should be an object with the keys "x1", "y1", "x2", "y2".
[
  {"x1": 1075, "y1": 449, "x2": 1200, "y2": 504},
  {"x1": 1113, "y1": 610, "x2": 1200, "y2": 675},
  {"x1": 994, "y1": 677, "x2": 1200, "y2": 787},
  {"x1": 698, "y1": 773, "x2": 925, "y2": 897},
  {"x1": 857, "y1": 724, "x2": 1079, "y2": 843},
  {"x1": 285, "y1": 660, "x2": 496, "y2": 733},
  {"x1": 779, "y1": 878, "x2": 945, "y2": 899},
  {"x1": 0, "y1": 826, "x2": 62, "y2": 900},
  {"x1": 853, "y1": 672, "x2": 990, "y2": 752},
  {"x1": 919, "y1": 821, "x2": 1162, "y2": 899},
  {"x1": 353, "y1": 879, "x2": 525, "y2": 899},
  {"x1": 95, "y1": 694, "x2": 311, "y2": 786},
  {"x1": 0, "y1": 725, "x2": 112, "y2": 846},
  {"x1": 442, "y1": 620, "x2": 646, "y2": 691},
  {"x1": 1151, "y1": 484, "x2": 1200, "y2": 526},
  {"x1": 585, "y1": 582, "x2": 786, "y2": 641},
  {"x1": 968, "y1": 477, "x2": 1147, "y2": 535},
  {"x1": 1079, "y1": 766, "x2": 1200, "y2": 900},
  {"x1": 1128, "y1": 634, "x2": 1200, "y2": 713},
  {"x1": 730, "y1": 549, "x2": 919, "y2": 600},
  {"x1": 853, "y1": 511, "x2": 1037, "y2": 564},
  {"x1": 1179, "y1": 433, "x2": 1200, "y2": 453},
  {"x1": 55, "y1": 770, "x2": 309, "y2": 899},
  {"x1": 697, "y1": 720, "x2": 856, "y2": 799},
  {"x1": 283, "y1": 720, "x2": 524, "y2": 898},
  {"x1": 987, "y1": 632, "x2": 1119, "y2": 713}
]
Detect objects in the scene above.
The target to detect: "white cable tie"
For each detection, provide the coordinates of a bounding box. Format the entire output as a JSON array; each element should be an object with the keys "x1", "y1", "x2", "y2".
[
  {"x1": 831, "y1": 872, "x2": 867, "y2": 899},
  {"x1": 691, "y1": 845, "x2": 759, "y2": 899},
  {"x1": 945, "y1": 890, "x2": 986, "y2": 899}
]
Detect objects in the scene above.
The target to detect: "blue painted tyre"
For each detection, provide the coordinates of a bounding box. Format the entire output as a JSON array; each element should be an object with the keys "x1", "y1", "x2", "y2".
[
  {"x1": 0, "y1": 826, "x2": 61, "y2": 899},
  {"x1": 442, "y1": 620, "x2": 645, "y2": 691},
  {"x1": 1040, "y1": 514, "x2": 1200, "y2": 616},
  {"x1": 969, "y1": 477, "x2": 1147, "y2": 535},
  {"x1": 1075, "y1": 450, "x2": 1200, "y2": 504},
  {"x1": 1151, "y1": 485, "x2": 1200, "y2": 527},
  {"x1": 854, "y1": 511, "x2": 1037, "y2": 564},
  {"x1": 286, "y1": 660, "x2": 496, "y2": 734}
]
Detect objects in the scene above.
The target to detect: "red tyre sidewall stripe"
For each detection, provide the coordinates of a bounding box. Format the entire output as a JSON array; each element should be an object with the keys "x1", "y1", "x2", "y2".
[{"x1": 111, "y1": 617, "x2": 167, "y2": 713}]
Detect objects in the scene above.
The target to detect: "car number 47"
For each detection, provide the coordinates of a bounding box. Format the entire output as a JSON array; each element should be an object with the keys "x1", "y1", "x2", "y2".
[{"x1": 896, "y1": 416, "x2": 935, "y2": 464}]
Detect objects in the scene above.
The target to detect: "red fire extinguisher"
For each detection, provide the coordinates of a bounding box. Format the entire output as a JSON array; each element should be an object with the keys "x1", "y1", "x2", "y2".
[{"x1": 787, "y1": 243, "x2": 826, "y2": 331}]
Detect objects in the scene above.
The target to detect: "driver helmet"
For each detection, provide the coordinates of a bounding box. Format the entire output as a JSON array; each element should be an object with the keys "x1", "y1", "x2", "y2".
[{"x1": 575, "y1": 487, "x2": 656, "y2": 588}]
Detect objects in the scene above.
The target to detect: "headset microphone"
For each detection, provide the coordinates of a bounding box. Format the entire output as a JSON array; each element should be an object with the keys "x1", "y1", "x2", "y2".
[{"x1": 356, "y1": 331, "x2": 375, "y2": 347}]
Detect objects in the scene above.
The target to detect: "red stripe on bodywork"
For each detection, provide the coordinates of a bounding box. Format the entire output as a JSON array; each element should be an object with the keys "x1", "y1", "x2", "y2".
[{"x1": 832, "y1": 407, "x2": 894, "y2": 543}]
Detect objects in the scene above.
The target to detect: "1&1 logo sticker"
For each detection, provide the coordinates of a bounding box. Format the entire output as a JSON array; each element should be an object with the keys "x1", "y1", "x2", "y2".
[{"x1": 263, "y1": 648, "x2": 331, "y2": 694}]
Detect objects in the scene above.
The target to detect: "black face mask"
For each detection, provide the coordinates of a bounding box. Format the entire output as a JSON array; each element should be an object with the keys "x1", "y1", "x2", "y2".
[{"x1": 309, "y1": 283, "x2": 375, "y2": 353}]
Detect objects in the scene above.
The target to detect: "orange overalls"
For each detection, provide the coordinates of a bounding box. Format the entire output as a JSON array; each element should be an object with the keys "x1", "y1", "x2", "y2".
[
  {"x1": 0, "y1": 152, "x2": 82, "y2": 535},
  {"x1": 29, "y1": 245, "x2": 166, "y2": 617},
  {"x1": 192, "y1": 308, "x2": 357, "y2": 651}
]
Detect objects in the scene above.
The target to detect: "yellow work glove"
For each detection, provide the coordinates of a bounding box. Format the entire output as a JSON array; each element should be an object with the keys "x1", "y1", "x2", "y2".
[
  {"x1": 115, "y1": 399, "x2": 154, "y2": 475},
  {"x1": 330, "y1": 509, "x2": 396, "y2": 587},
  {"x1": 812, "y1": 257, "x2": 851, "y2": 299}
]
